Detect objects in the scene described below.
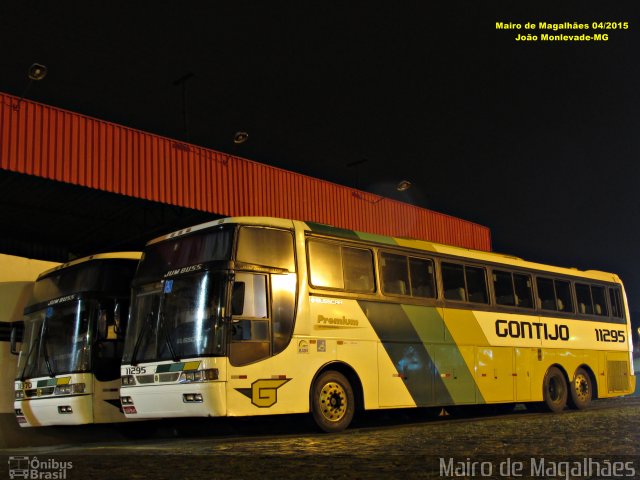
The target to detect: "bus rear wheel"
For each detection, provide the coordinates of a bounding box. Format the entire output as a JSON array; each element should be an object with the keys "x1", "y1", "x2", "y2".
[
  {"x1": 542, "y1": 366, "x2": 568, "y2": 412},
  {"x1": 311, "y1": 371, "x2": 355, "y2": 433},
  {"x1": 569, "y1": 367, "x2": 593, "y2": 410}
]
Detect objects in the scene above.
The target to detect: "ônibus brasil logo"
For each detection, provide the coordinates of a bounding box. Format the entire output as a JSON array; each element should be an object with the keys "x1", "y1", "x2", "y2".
[{"x1": 8, "y1": 456, "x2": 73, "y2": 479}]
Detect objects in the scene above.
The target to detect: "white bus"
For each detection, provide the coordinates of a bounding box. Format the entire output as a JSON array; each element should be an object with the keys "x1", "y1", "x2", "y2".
[
  {"x1": 120, "y1": 217, "x2": 635, "y2": 432},
  {"x1": 13, "y1": 252, "x2": 141, "y2": 426}
]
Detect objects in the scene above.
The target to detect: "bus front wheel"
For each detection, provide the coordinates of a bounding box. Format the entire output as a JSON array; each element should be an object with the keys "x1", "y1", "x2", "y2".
[
  {"x1": 568, "y1": 367, "x2": 593, "y2": 409},
  {"x1": 311, "y1": 371, "x2": 355, "y2": 433},
  {"x1": 542, "y1": 366, "x2": 568, "y2": 412}
]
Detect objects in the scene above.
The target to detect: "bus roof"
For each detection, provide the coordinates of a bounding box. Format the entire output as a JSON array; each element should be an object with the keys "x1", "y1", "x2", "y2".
[
  {"x1": 145, "y1": 216, "x2": 620, "y2": 284},
  {"x1": 303, "y1": 220, "x2": 621, "y2": 284},
  {"x1": 145, "y1": 217, "x2": 295, "y2": 246},
  {"x1": 37, "y1": 252, "x2": 142, "y2": 280}
]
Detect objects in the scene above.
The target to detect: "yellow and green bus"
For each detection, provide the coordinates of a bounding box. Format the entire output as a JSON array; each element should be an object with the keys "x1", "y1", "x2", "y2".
[
  {"x1": 120, "y1": 216, "x2": 635, "y2": 432},
  {"x1": 14, "y1": 252, "x2": 141, "y2": 426}
]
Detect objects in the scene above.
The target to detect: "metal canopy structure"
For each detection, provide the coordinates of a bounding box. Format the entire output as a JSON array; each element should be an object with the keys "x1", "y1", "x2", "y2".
[{"x1": 0, "y1": 92, "x2": 491, "y2": 262}]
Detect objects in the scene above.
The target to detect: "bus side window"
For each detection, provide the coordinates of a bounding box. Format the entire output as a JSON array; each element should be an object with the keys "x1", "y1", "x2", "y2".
[
  {"x1": 493, "y1": 270, "x2": 515, "y2": 306},
  {"x1": 536, "y1": 277, "x2": 556, "y2": 311},
  {"x1": 574, "y1": 283, "x2": 593, "y2": 315},
  {"x1": 554, "y1": 280, "x2": 574, "y2": 313},
  {"x1": 343, "y1": 247, "x2": 375, "y2": 293},
  {"x1": 442, "y1": 262, "x2": 466, "y2": 301},
  {"x1": 409, "y1": 257, "x2": 436, "y2": 298},
  {"x1": 308, "y1": 240, "x2": 344, "y2": 289},
  {"x1": 591, "y1": 285, "x2": 608, "y2": 316},
  {"x1": 513, "y1": 273, "x2": 533, "y2": 308},
  {"x1": 237, "y1": 227, "x2": 295, "y2": 271},
  {"x1": 609, "y1": 287, "x2": 623, "y2": 318},
  {"x1": 575, "y1": 283, "x2": 593, "y2": 315},
  {"x1": 465, "y1": 266, "x2": 488, "y2": 304},
  {"x1": 380, "y1": 253, "x2": 409, "y2": 296},
  {"x1": 231, "y1": 282, "x2": 246, "y2": 316}
]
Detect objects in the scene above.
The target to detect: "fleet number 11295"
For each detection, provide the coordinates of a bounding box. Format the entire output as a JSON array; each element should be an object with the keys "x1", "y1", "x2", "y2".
[
  {"x1": 595, "y1": 328, "x2": 626, "y2": 343},
  {"x1": 124, "y1": 366, "x2": 147, "y2": 375}
]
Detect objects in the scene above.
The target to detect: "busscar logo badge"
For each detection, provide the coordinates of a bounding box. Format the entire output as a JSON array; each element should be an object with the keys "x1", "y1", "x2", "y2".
[{"x1": 235, "y1": 378, "x2": 291, "y2": 408}]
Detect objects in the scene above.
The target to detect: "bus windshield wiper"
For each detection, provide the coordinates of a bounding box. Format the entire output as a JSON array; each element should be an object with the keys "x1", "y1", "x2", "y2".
[
  {"x1": 130, "y1": 310, "x2": 154, "y2": 366},
  {"x1": 20, "y1": 325, "x2": 43, "y2": 381},
  {"x1": 40, "y1": 324, "x2": 56, "y2": 378},
  {"x1": 159, "y1": 311, "x2": 179, "y2": 362}
]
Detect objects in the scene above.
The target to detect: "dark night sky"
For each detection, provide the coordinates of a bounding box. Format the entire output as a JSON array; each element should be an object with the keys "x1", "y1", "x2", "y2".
[{"x1": 2, "y1": 1, "x2": 640, "y2": 312}]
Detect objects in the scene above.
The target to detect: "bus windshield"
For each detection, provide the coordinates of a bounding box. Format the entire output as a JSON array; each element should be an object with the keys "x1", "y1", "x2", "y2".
[
  {"x1": 135, "y1": 226, "x2": 233, "y2": 283},
  {"x1": 17, "y1": 299, "x2": 96, "y2": 380},
  {"x1": 123, "y1": 270, "x2": 228, "y2": 364}
]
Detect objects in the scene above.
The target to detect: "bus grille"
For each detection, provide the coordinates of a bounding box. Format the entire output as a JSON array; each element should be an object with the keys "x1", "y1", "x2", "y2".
[
  {"x1": 136, "y1": 375, "x2": 155, "y2": 384},
  {"x1": 158, "y1": 373, "x2": 180, "y2": 382},
  {"x1": 25, "y1": 387, "x2": 55, "y2": 397},
  {"x1": 607, "y1": 361, "x2": 629, "y2": 392},
  {"x1": 136, "y1": 373, "x2": 181, "y2": 384}
]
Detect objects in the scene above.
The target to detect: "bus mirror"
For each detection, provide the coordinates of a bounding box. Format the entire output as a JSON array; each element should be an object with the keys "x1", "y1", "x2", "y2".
[
  {"x1": 97, "y1": 310, "x2": 108, "y2": 339},
  {"x1": 10, "y1": 322, "x2": 24, "y2": 355},
  {"x1": 113, "y1": 301, "x2": 124, "y2": 334},
  {"x1": 231, "y1": 282, "x2": 245, "y2": 316}
]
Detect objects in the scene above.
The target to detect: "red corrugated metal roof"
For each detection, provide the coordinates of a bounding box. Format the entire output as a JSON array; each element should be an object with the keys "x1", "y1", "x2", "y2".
[{"x1": 0, "y1": 92, "x2": 491, "y2": 251}]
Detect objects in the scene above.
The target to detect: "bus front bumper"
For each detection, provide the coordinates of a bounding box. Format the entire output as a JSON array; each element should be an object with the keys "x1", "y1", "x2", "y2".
[
  {"x1": 14, "y1": 394, "x2": 93, "y2": 427},
  {"x1": 121, "y1": 382, "x2": 226, "y2": 418}
]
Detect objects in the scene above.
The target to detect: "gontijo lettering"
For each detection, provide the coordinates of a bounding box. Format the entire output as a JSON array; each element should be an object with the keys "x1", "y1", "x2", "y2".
[{"x1": 495, "y1": 319, "x2": 569, "y2": 341}]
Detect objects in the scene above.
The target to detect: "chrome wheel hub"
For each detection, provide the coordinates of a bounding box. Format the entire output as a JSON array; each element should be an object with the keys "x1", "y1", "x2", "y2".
[{"x1": 319, "y1": 381, "x2": 347, "y2": 422}]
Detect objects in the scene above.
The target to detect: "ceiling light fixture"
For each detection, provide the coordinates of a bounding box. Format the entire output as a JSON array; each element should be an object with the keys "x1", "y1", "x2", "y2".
[{"x1": 396, "y1": 180, "x2": 412, "y2": 192}]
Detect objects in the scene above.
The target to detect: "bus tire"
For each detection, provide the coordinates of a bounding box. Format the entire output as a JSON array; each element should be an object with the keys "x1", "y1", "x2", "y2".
[
  {"x1": 542, "y1": 366, "x2": 568, "y2": 413},
  {"x1": 311, "y1": 371, "x2": 355, "y2": 433},
  {"x1": 568, "y1": 367, "x2": 593, "y2": 410}
]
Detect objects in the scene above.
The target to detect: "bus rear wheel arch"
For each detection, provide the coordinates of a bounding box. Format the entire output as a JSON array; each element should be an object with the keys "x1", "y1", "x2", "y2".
[
  {"x1": 542, "y1": 366, "x2": 568, "y2": 412},
  {"x1": 310, "y1": 370, "x2": 356, "y2": 433},
  {"x1": 568, "y1": 366, "x2": 594, "y2": 410}
]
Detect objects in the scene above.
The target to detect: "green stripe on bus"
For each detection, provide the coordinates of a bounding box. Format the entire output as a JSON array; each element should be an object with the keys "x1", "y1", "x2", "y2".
[
  {"x1": 305, "y1": 222, "x2": 360, "y2": 240},
  {"x1": 355, "y1": 232, "x2": 398, "y2": 246},
  {"x1": 156, "y1": 363, "x2": 184, "y2": 373},
  {"x1": 358, "y1": 300, "x2": 453, "y2": 406},
  {"x1": 355, "y1": 231, "x2": 398, "y2": 246},
  {"x1": 307, "y1": 222, "x2": 399, "y2": 246},
  {"x1": 37, "y1": 379, "x2": 57, "y2": 387},
  {"x1": 401, "y1": 305, "x2": 482, "y2": 405}
]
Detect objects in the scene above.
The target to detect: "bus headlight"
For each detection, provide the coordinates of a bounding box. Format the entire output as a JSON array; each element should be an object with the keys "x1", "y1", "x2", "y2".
[
  {"x1": 54, "y1": 383, "x2": 85, "y2": 395},
  {"x1": 55, "y1": 385, "x2": 72, "y2": 395},
  {"x1": 15, "y1": 390, "x2": 24, "y2": 399},
  {"x1": 72, "y1": 383, "x2": 85, "y2": 394},
  {"x1": 121, "y1": 375, "x2": 136, "y2": 386},
  {"x1": 179, "y1": 368, "x2": 218, "y2": 383}
]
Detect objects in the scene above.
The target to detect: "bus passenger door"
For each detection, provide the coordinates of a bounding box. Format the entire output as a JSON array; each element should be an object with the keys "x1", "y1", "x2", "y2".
[{"x1": 229, "y1": 272, "x2": 271, "y2": 366}]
